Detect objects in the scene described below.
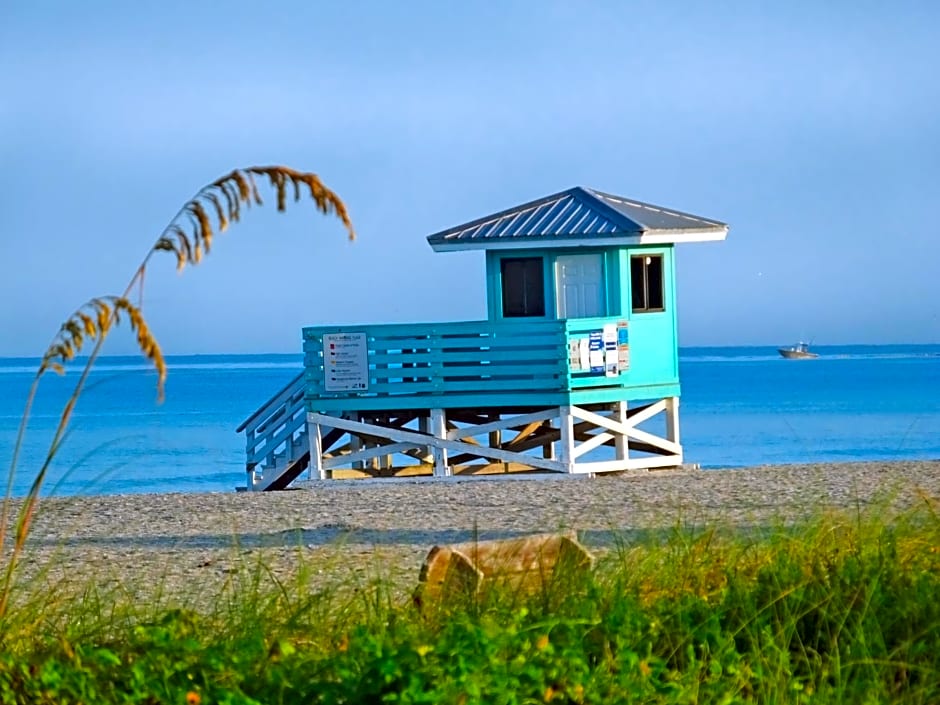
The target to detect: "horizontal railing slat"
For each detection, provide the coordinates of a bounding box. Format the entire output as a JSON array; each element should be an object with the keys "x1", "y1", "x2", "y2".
[
  {"x1": 307, "y1": 376, "x2": 564, "y2": 396},
  {"x1": 303, "y1": 335, "x2": 565, "y2": 352},
  {"x1": 304, "y1": 349, "x2": 563, "y2": 368},
  {"x1": 359, "y1": 362, "x2": 565, "y2": 380},
  {"x1": 304, "y1": 319, "x2": 563, "y2": 339},
  {"x1": 366, "y1": 349, "x2": 560, "y2": 365}
]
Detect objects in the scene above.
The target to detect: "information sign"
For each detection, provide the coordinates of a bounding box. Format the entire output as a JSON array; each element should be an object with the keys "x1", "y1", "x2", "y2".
[{"x1": 323, "y1": 332, "x2": 369, "y2": 392}]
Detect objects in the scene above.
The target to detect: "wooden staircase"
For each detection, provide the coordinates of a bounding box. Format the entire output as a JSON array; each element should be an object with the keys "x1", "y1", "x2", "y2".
[{"x1": 236, "y1": 372, "x2": 310, "y2": 491}]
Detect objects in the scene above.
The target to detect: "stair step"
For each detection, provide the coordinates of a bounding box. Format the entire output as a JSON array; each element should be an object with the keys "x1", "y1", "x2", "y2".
[{"x1": 238, "y1": 371, "x2": 310, "y2": 491}]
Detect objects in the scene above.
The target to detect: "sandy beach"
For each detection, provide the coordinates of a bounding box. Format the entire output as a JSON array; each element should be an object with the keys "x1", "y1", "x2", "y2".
[{"x1": 8, "y1": 461, "x2": 940, "y2": 603}]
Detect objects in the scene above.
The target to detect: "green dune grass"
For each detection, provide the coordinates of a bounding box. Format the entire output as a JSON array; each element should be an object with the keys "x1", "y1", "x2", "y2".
[{"x1": 1, "y1": 501, "x2": 937, "y2": 704}]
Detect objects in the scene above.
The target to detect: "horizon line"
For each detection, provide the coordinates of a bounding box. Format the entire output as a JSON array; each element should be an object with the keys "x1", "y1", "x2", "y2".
[{"x1": 1, "y1": 341, "x2": 939, "y2": 362}]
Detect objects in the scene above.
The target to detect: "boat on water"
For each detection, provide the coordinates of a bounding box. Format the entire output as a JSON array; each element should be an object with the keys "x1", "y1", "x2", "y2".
[{"x1": 778, "y1": 342, "x2": 818, "y2": 359}]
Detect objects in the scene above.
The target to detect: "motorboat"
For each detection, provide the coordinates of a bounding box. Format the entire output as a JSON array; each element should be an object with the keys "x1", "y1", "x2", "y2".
[{"x1": 778, "y1": 342, "x2": 818, "y2": 359}]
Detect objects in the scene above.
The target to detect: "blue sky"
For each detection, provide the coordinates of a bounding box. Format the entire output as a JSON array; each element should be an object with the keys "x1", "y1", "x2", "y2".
[{"x1": 1, "y1": 1, "x2": 938, "y2": 357}]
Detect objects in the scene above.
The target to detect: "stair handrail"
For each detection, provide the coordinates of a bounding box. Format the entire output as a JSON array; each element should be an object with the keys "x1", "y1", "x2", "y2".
[{"x1": 236, "y1": 371, "x2": 305, "y2": 433}]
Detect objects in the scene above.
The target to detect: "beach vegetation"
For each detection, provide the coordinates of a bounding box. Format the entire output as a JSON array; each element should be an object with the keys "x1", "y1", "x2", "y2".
[{"x1": 0, "y1": 504, "x2": 938, "y2": 703}]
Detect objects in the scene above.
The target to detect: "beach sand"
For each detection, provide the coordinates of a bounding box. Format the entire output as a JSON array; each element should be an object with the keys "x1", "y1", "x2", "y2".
[{"x1": 8, "y1": 460, "x2": 940, "y2": 605}]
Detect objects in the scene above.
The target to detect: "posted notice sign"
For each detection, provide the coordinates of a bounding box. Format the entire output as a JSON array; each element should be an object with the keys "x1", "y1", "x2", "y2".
[{"x1": 323, "y1": 332, "x2": 369, "y2": 392}]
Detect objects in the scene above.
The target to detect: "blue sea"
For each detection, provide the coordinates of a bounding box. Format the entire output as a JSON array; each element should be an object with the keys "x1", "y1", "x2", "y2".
[{"x1": 1, "y1": 346, "x2": 938, "y2": 497}]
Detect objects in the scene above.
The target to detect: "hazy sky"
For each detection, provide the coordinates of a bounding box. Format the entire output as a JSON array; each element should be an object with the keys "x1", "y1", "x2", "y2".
[{"x1": 1, "y1": 1, "x2": 938, "y2": 357}]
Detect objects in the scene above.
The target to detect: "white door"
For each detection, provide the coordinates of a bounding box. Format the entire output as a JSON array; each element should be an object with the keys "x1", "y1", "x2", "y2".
[{"x1": 555, "y1": 254, "x2": 605, "y2": 319}]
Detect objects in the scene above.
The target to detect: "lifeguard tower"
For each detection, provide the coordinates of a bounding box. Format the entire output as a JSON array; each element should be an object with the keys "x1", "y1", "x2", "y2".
[{"x1": 237, "y1": 187, "x2": 727, "y2": 490}]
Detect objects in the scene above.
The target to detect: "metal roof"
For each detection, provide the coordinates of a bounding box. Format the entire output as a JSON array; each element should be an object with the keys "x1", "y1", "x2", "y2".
[{"x1": 426, "y1": 187, "x2": 728, "y2": 252}]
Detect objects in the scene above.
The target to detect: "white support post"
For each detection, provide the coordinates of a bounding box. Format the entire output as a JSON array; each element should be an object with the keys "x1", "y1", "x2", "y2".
[
  {"x1": 367, "y1": 436, "x2": 379, "y2": 472},
  {"x1": 429, "y1": 408, "x2": 449, "y2": 477},
  {"x1": 558, "y1": 406, "x2": 576, "y2": 473},
  {"x1": 418, "y1": 415, "x2": 433, "y2": 464},
  {"x1": 665, "y1": 396, "x2": 680, "y2": 445},
  {"x1": 614, "y1": 400, "x2": 629, "y2": 461},
  {"x1": 665, "y1": 396, "x2": 682, "y2": 465},
  {"x1": 350, "y1": 433, "x2": 363, "y2": 470},
  {"x1": 307, "y1": 415, "x2": 327, "y2": 480}
]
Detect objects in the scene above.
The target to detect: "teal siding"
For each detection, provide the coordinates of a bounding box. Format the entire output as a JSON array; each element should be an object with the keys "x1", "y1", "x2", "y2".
[
  {"x1": 304, "y1": 244, "x2": 682, "y2": 413},
  {"x1": 617, "y1": 246, "x2": 679, "y2": 385},
  {"x1": 604, "y1": 249, "x2": 623, "y2": 316},
  {"x1": 304, "y1": 314, "x2": 679, "y2": 414},
  {"x1": 485, "y1": 244, "x2": 678, "y2": 384}
]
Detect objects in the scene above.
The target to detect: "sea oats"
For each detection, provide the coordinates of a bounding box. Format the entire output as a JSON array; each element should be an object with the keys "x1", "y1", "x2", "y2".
[
  {"x1": 206, "y1": 192, "x2": 228, "y2": 233},
  {"x1": 7, "y1": 168, "x2": 353, "y2": 617},
  {"x1": 247, "y1": 171, "x2": 262, "y2": 205},
  {"x1": 229, "y1": 169, "x2": 251, "y2": 202},
  {"x1": 189, "y1": 201, "x2": 213, "y2": 253}
]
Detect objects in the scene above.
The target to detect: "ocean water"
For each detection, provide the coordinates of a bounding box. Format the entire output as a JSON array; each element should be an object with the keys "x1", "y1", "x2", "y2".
[{"x1": 0, "y1": 346, "x2": 938, "y2": 497}]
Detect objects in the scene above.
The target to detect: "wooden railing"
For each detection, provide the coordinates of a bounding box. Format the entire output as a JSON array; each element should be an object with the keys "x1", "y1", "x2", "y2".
[
  {"x1": 303, "y1": 320, "x2": 570, "y2": 411},
  {"x1": 303, "y1": 316, "x2": 638, "y2": 410},
  {"x1": 236, "y1": 371, "x2": 308, "y2": 490},
  {"x1": 300, "y1": 315, "x2": 675, "y2": 413}
]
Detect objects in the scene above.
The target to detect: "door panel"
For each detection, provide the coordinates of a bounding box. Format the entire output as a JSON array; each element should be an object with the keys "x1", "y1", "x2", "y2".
[{"x1": 555, "y1": 254, "x2": 605, "y2": 319}]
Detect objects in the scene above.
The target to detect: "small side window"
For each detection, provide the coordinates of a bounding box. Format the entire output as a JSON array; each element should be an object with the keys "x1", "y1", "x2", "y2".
[
  {"x1": 501, "y1": 257, "x2": 545, "y2": 317},
  {"x1": 631, "y1": 254, "x2": 664, "y2": 313}
]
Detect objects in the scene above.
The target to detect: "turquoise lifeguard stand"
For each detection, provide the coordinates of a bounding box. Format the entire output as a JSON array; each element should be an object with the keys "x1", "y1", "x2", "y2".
[{"x1": 238, "y1": 187, "x2": 727, "y2": 489}]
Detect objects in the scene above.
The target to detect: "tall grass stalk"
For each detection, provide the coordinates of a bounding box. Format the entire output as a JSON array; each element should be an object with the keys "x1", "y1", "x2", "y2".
[{"x1": 0, "y1": 167, "x2": 354, "y2": 622}]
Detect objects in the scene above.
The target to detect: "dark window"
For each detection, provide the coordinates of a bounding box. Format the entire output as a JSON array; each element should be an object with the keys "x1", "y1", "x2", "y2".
[
  {"x1": 631, "y1": 254, "x2": 665, "y2": 312},
  {"x1": 501, "y1": 257, "x2": 545, "y2": 317}
]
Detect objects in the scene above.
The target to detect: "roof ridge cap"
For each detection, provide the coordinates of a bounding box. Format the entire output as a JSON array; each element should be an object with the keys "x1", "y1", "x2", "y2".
[{"x1": 570, "y1": 185, "x2": 644, "y2": 233}]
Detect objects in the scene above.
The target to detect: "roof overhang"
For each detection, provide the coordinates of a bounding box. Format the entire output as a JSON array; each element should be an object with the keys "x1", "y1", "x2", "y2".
[
  {"x1": 428, "y1": 227, "x2": 728, "y2": 252},
  {"x1": 425, "y1": 186, "x2": 729, "y2": 253}
]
